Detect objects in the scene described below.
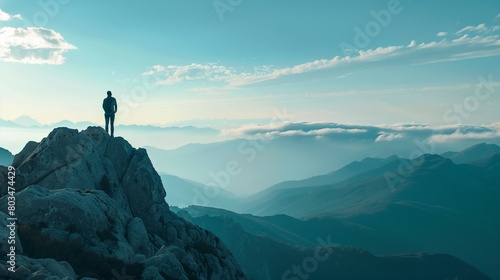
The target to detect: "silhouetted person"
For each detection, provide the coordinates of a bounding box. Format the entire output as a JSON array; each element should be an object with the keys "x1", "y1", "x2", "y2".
[{"x1": 102, "y1": 91, "x2": 117, "y2": 137}]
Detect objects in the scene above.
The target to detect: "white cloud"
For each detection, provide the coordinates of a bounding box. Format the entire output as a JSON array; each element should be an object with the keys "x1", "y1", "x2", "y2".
[
  {"x1": 0, "y1": 9, "x2": 22, "y2": 21},
  {"x1": 222, "y1": 122, "x2": 370, "y2": 140},
  {"x1": 142, "y1": 63, "x2": 234, "y2": 85},
  {"x1": 429, "y1": 129, "x2": 500, "y2": 143},
  {"x1": 0, "y1": 27, "x2": 77, "y2": 64},
  {"x1": 268, "y1": 128, "x2": 368, "y2": 138},
  {"x1": 456, "y1": 23, "x2": 500, "y2": 34},
  {"x1": 147, "y1": 24, "x2": 500, "y2": 87},
  {"x1": 375, "y1": 133, "x2": 404, "y2": 142},
  {"x1": 220, "y1": 122, "x2": 500, "y2": 146},
  {"x1": 437, "y1": 32, "x2": 447, "y2": 37},
  {"x1": 229, "y1": 30, "x2": 500, "y2": 86}
]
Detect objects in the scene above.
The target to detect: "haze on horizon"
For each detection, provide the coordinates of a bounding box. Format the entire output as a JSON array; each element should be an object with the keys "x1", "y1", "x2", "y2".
[{"x1": 0, "y1": 0, "x2": 499, "y2": 129}]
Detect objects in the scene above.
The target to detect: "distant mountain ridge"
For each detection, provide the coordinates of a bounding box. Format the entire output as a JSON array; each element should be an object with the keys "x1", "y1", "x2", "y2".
[
  {"x1": 238, "y1": 143, "x2": 500, "y2": 279},
  {"x1": 0, "y1": 116, "x2": 93, "y2": 128},
  {"x1": 249, "y1": 155, "x2": 402, "y2": 202},
  {"x1": 0, "y1": 117, "x2": 224, "y2": 153},
  {"x1": 160, "y1": 173, "x2": 239, "y2": 209},
  {"x1": 174, "y1": 206, "x2": 492, "y2": 280},
  {"x1": 0, "y1": 116, "x2": 219, "y2": 133},
  {"x1": 244, "y1": 143, "x2": 500, "y2": 217},
  {"x1": 442, "y1": 143, "x2": 500, "y2": 164}
]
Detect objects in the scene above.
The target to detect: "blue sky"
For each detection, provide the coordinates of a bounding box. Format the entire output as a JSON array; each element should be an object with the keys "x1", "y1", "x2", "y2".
[{"x1": 0, "y1": 0, "x2": 499, "y2": 127}]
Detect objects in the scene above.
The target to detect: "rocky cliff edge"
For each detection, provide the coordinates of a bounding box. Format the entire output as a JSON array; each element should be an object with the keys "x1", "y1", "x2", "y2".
[{"x1": 0, "y1": 127, "x2": 249, "y2": 280}]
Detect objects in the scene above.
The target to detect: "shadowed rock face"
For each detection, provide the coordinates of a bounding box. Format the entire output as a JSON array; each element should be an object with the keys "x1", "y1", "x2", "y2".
[
  {"x1": 0, "y1": 127, "x2": 249, "y2": 280},
  {"x1": 0, "y1": 147, "x2": 13, "y2": 166}
]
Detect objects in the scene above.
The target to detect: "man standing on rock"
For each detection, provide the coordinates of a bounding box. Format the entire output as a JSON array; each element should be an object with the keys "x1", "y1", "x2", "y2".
[{"x1": 102, "y1": 91, "x2": 118, "y2": 137}]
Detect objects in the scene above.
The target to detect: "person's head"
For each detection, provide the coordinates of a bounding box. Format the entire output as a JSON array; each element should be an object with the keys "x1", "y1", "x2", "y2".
[{"x1": 107, "y1": 91, "x2": 112, "y2": 97}]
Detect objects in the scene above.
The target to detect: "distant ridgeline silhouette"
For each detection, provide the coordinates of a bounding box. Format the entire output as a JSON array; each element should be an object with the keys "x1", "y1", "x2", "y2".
[{"x1": 0, "y1": 126, "x2": 249, "y2": 279}]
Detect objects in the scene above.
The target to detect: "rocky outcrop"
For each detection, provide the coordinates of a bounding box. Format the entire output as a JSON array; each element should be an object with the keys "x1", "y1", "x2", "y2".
[{"x1": 0, "y1": 127, "x2": 249, "y2": 279}]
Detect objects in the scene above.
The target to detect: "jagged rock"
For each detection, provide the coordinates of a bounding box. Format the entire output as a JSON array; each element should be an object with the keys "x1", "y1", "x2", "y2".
[
  {"x1": 0, "y1": 127, "x2": 249, "y2": 279},
  {"x1": 1, "y1": 185, "x2": 138, "y2": 262},
  {"x1": 121, "y1": 147, "x2": 169, "y2": 235},
  {"x1": 11, "y1": 141, "x2": 38, "y2": 167},
  {"x1": 141, "y1": 252, "x2": 190, "y2": 280},
  {"x1": 126, "y1": 217, "x2": 154, "y2": 257}
]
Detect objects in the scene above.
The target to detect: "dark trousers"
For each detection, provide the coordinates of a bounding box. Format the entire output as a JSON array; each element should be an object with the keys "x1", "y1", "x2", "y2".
[{"x1": 105, "y1": 113, "x2": 115, "y2": 136}]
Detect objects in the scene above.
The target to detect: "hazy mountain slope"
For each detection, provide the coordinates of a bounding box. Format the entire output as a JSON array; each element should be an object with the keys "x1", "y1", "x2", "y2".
[
  {"x1": 242, "y1": 155, "x2": 405, "y2": 217},
  {"x1": 444, "y1": 143, "x2": 500, "y2": 164},
  {"x1": 174, "y1": 206, "x2": 321, "y2": 248},
  {"x1": 241, "y1": 146, "x2": 500, "y2": 279},
  {"x1": 175, "y1": 206, "x2": 412, "y2": 254},
  {"x1": 471, "y1": 152, "x2": 500, "y2": 181},
  {"x1": 0, "y1": 118, "x2": 18, "y2": 127},
  {"x1": 12, "y1": 115, "x2": 42, "y2": 127},
  {"x1": 246, "y1": 144, "x2": 500, "y2": 216},
  {"x1": 244, "y1": 151, "x2": 500, "y2": 218},
  {"x1": 174, "y1": 206, "x2": 492, "y2": 280},
  {"x1": 160, "y1": 173, "x2": 239, "y2": 209},
  {"x1": 243, "y1": 155, "x2": 401, "y2": 209},
  {"x1": 145, "y1": 135, "x2": 430, "y2": 196},
  {"x1": 347, "y1": 200, "x2": 500, "y2": 280}
]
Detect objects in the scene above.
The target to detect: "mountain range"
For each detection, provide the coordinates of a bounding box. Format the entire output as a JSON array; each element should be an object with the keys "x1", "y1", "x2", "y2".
[
  {"x1": 160, "y1": 173, "x2": 240, "y2": 209},
  {"x1": 145, "y1": 135, "x2": 396, "y2": 196},
  {"x1": 0, "y1": 127, "x2": 498, "y2": 279},
  {"x1": 159, "y1": 142, "x2": 500, "y2": 279},
  {"x1": 242, "y1": 143, "x2": 500, "y2": 218},
  {"x1": 174, "y1": 206, "x2": 492, "y2": 280},
  {"x1": 143, "y1": 131, "x2": 500, "y2": 196},
  {"x1": 0, "y1": 117, "x2": 224, "y2": 154}
]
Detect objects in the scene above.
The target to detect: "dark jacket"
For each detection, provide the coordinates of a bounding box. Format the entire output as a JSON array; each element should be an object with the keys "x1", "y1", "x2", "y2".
[{"x1": 102, "y1": 97, "x2": 117, "y2": 114}]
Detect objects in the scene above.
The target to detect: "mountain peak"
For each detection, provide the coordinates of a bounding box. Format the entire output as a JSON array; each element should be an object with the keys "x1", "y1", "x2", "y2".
[
  {"x1": 1, "y1": 126, "x2": 249, "y2": 279},
  {"x1": 12, "y1": 115, "x2": 42, "y2": 127},
  {"x1": 447, "y1": 143, "x2": 500, "y2": 164}
]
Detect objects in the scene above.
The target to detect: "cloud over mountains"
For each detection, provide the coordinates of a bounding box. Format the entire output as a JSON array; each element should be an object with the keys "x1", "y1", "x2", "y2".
[{"x1": 222, "y1": 122, "x2": 500, "y2": 144}]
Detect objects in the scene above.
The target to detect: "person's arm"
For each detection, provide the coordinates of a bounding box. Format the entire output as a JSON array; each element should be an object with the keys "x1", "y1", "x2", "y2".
[
  {"x1": 114, "y1": 98, "x2": 118, "y2": 113},
  {"x1": 102, "y1": 99, "x2": 106, "y2": 111}
]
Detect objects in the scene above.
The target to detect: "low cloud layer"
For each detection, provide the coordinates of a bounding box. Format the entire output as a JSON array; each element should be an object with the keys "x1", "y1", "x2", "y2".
[{"x1": 222, "y1": 122, "x2": 500, "y2": 145}]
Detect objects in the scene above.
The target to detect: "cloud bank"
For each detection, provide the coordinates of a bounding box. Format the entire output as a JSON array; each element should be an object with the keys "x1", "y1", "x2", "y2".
[{"x1": 221, "y1": 122, "x2": 500, "y2": 145}]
